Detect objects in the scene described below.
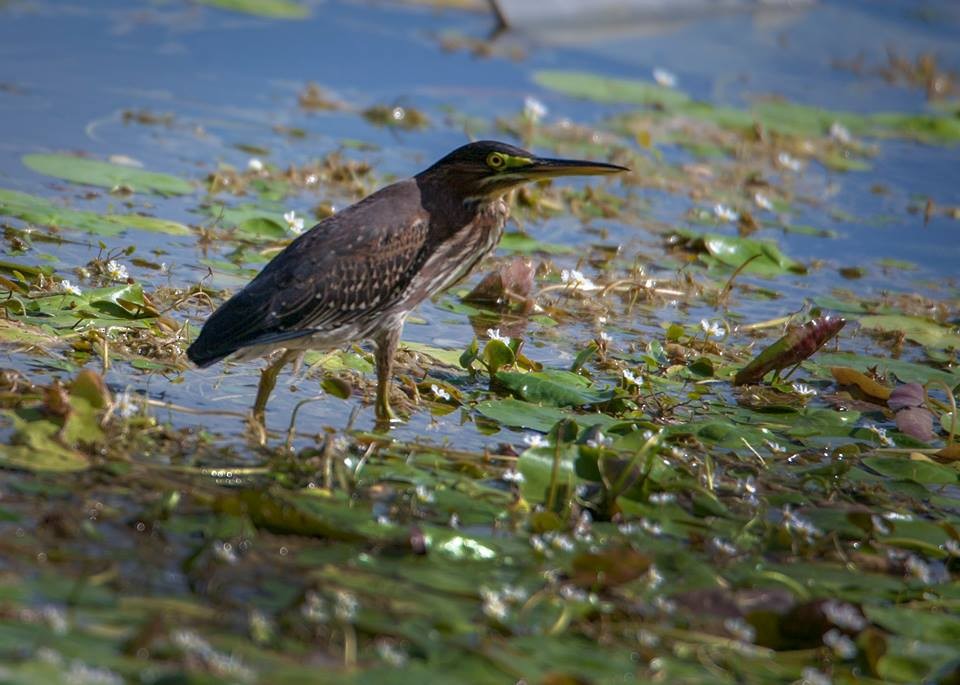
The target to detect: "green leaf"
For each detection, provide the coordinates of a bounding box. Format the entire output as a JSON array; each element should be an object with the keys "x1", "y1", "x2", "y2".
[
  {"x1": 814, "y1": 352, "x2": 960, "y2": 387},
  {"x1": 498, "y1": 232, "x2": 574, "y2": 255},
  {"x1": 496, "y1": 370, "x2": 613, "y2": 407},
  {"x1": 533, "y1": 69, "x2": 691, "y2": 108},
  {"x1": 195, "y1": 0, "x2": 309, "y2": 19},
  {"x1": 518, "y1": 444, "x2": 578, "y2": 505},
  {"x1": 861, "y1": 456, "x2": 957, "y2": 484},
  {"x1": 22, "y1": 154, "x2": 193, "y2": 195},
  {"x1": 402, "y1": 342, "x2": 463, "y2": 368},
  {"x1": 858, "y1": 314, "x2": 960, "y2": 350},
  {"x1": 237, "y1": 217, "x2": 288, "y2": 240},
  {"x1": 481, "y1": 339, "x2": 515, "y2": 375},
  {"x1": 671, "y1": 229, "x2": 803, "y2": 277},
  {"x1": 0, "y1": 188, "x2": 191, "y2": 236},
  {"x1": 475, "y1": 398, "x2": 619, "y2": 433}
]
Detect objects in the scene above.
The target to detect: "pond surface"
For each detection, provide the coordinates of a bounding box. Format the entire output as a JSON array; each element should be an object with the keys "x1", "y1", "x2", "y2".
[
  {"x1": 0, "y1": 1, "x2": 959, "y2": 683},
  {"x1": 1, "y1": 0, "x2": 957, "y2": 449}
]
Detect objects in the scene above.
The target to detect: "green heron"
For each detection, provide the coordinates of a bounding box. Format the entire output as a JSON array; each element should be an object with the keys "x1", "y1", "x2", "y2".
[{"x1": 187, "y1": 141, "x2": 627, "y2": 426}]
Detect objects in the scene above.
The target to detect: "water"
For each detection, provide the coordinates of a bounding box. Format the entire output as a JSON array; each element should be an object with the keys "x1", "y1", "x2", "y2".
[{"x1": 0, "y1": 0, "x2": 958, "y2": 452}]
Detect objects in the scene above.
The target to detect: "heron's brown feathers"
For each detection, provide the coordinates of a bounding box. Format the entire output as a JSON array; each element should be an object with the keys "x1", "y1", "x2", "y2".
[{"x1": 187, "y1": 180, "x2": 431, "y2": 367}]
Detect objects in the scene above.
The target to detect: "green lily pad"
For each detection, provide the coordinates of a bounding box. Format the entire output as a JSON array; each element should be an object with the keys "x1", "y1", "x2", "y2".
[
  {"x1": 672, "y1": 229, "x2": 803, "y2": 277},
  {"x1": 496, "y1": 370, "x2": 613, "y2": 407},
  {"x1": 22, "y1": 154, "x2": 193, "y2": 195},
  {"x1": 475, "y1": 398, "x2": 619, "y2": 433},
  {"x1": 858, "y1": 314, "x2": 960, "y2": 350},
  {"x1": 533, "y1": 69, "x2": 691, "y2": 108},
  {"x1": 0, "y1": 188, "x2": 191, "y2": 236},
  {"x1": 861, "y1": 456, "x2": 957, "y2": 485},
  {"x1": 499, "y1": 232, "x2": 575, "y2": 255},
  {"x1": 814, "y1": 352, "x2": 960, "y2": 387},
  {"x1": 195, "y1": 0, "x2": 310, "y2": 19}
]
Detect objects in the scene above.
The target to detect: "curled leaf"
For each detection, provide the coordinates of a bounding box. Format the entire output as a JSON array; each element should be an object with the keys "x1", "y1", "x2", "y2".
[
  {"x1": 735, "y1": 315, "x2": 846, "y2": 386},
  {"x1": 463, "y1": 257, "x2": 535, "y2": 311},
  {"x1": 830, "y1": 367, "x2": 891, "y2": 401}
]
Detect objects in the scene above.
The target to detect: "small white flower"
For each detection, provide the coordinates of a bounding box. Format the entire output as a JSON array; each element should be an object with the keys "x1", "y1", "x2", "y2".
[
  {"x1": 585, "y1": 432, "x2": 612, "y2": 449},
  {"x1": 430, "y1": 384, "x2": 451, "y2": 401},
  {"x1": 58, "y1": 279, "x2": 82, "y2": 296},
  {"x1": 283, "y1": 210, "x2": 305, "y2": 235},
  {"x1": 652, "y1": 67, "x2": 677, "y2": 88},
  {"x1": 723, "y1": 616, "x2": 756, "y2": 643},
  {"x1": 213, "y1": 540, "x2": 238, "y2": 564},
  {"x1": 823, "y1": 628, "x2": 857, "y2": 659},
  {"x1": 782, "y1": 506, "x2": 822, "y2": 541},
  {"x1": 560, "y1": 269, "x2": 599, "y2": 291},
  {"x1": 334, "y1": 589, "x2": 358, "y2": 621},
  {"x1": 523, "y1": 95, "x2": 548, "y2": 123},
  {"x1": 501, "y1": 469, "x2": 525, "y2": 483},
  {"x1": 105, "y1": 260, "x2": 129, "y2": 281},
  {"x1": 480, "y1": 587, "x2": 509, "y2": 621},
  {"x1": 414, "y1": 484, "x2": 434, "y2": 503},
  {"x1": 829, "y1": 121, "x2": 852, "y2": 144},
  {"x1": 713, "y1": 203, "x2": 737, "y2": 222},
  {"x1": 247, "y1": 158, "x2": 264, "y2": 172},
  {"x1": 375, "y1": 640, "x2": 408, "y2": 667},
  {"x1": 649, "y1": 492, "x2": 675, "y2": 505},
  {"x1": 305, "y1": 174, "x2": 319, "y2": 186},
  {"x1": 753, "y1": 192, "x2": 773, "y2": 211},
  {"x1": 801, "y1": 668, "x2": 831, "y2": 685},
  {"x1": 777, "y1": 152, "x2": 802, "y2": 172},
  {"x1": 116, "y1": 389, "x2": 138, "y2": 418},
  {"x1": 599, "y1": 331, "x2": 612, "y2": 343},
  {"x1": 622, "y1": 368, "x2": 639, "y2": 385},
  {"x1": 865, "y1": 422, "x2": 894, "y2": 447},
  {"x1": 791, "y1": 382, "x2": 816, "y2": 397},
  {"x1": 700, "y1": 319, "x2": 723, "y2": 338},
  {"x1": 523, "y1": 433, "x2": 546, "y2": 448},
  {"x1": 486, "y1": 328, "x2": 509, "y2": 344}
]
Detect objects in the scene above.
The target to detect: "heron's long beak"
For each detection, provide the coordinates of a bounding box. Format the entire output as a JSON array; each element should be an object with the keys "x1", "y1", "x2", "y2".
[{"x1": 521, "y1": 156, "x2": 629, "y2": 179}]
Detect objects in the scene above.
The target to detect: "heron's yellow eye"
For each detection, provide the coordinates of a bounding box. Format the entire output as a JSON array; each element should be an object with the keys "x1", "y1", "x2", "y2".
[{"x1": 486, "y1": 152, "x2": 506, "y2": 170}]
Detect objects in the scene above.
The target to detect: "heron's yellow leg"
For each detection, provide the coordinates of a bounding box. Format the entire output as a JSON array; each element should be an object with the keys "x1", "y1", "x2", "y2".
[
  {"x1": 251, "y1": 349, "x2": 299, "y2": 427},
  {"x1": 374, "y1": 327, "x2": 401, "y2": 426}
]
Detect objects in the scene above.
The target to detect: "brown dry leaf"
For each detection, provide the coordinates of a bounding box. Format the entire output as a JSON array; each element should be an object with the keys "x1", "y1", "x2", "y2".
[
  {"x1": 935, "y1": 444, "x2": 960, "y2": 461},
  {"x1": 830, "y1": 366, "x2": 892, "y2": 400}
]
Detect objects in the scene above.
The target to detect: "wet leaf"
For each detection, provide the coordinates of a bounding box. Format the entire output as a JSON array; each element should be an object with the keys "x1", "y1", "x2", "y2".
[
  {"x1": 0, "y1": 188, "x2": 191, "y2": 236},
  {"x1": 496, "y1": 370, "x2": 613, "y2": 407},
  {"x1": 464, "y1": 257, "x2": 535, "y2": 307},
  {"x1": 570, "y1": 547, "x2": 651, "y2": 589},
  {"x1": 475, "y1": 398, "x2": 619, "y2": 433},
  {"x1": 859, "y1": 314, "x2": 960, "y2": 350},
  {"x1": 735, "y1": 316, "x2": 846, "y2": 385},
  {"x1": 22, "y1": 154, "x2": 193, "y2": 195},
  {"x1": 498, "y1": 232, "x2": 575, "y2": 255},
  {"x1": 817, "y1": 352, "x2": 960, "y2": 387},
  {"x1": 533, "y1": 69, "x2": 691, "y2": 108},
  {"x1": 861, "y1": 456, "x2": 957, "y2": 484},
  {"x1": 671, "y1": 229, "x2": 804, "y2": 277},
  {"x1": 196, "y1": 0, "x2": 309, "y2": 19},
  {"x1": 830, "y1": 367, "x2": 892, "y2": 400}
]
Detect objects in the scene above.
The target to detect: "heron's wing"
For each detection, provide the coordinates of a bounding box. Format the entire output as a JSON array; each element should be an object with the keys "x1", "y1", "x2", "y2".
[{"x1": 187, "y1": 182, "x2": 430, "y2": 366}]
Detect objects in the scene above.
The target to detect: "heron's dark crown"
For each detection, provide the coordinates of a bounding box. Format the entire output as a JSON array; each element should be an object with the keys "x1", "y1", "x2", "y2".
[{"x1": 423, "y1": 140, "x2": 535, "y2": 172}]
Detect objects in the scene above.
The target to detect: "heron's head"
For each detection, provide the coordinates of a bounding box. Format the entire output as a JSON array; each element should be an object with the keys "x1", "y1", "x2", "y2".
[{"x1": 419, "y1": 140, "x2": 628, "y2": 200}]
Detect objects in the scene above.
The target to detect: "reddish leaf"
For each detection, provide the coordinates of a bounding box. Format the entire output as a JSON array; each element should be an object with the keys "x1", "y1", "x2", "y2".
[
  {"x1": 895, "y1": 406, "x2": 935, "y2": 441},
  {"x1": 463, "y1": 257, "x2": 535, "y2": 311},
  {"x1": 734, "y1": 315, "x2": 846, "y2": 386},
  {"x1": 888, "y1": 382, "x2": 925, "y2": 411}
]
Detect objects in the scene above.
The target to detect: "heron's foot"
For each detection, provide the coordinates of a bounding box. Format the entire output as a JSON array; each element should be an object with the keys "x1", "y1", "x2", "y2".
[{"x1": 373, "y1": 386, "x2": 406, "y2": 432}]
